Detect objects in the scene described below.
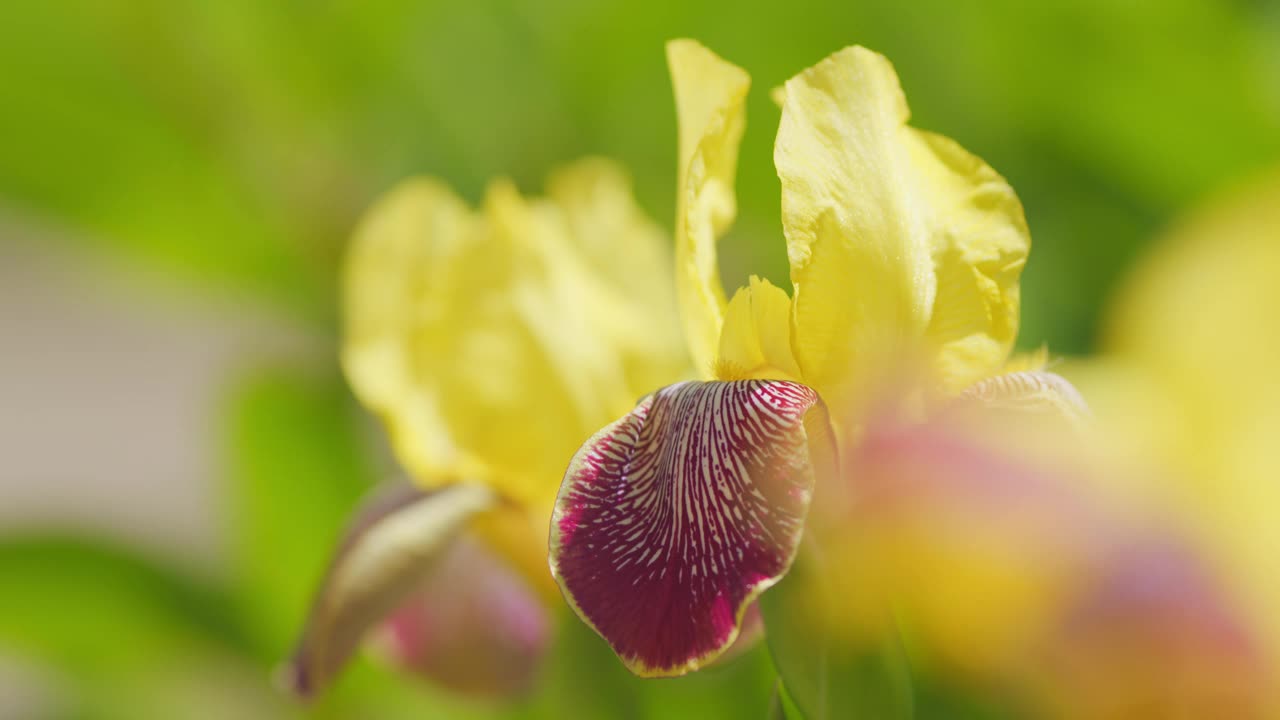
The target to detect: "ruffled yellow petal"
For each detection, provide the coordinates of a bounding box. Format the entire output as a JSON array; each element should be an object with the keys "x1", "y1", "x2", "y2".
[
  {"x1": 716, "y1": 276, "x2": 802, "y2": 382},
  {"x1": 546, "y1": 158, "x2": 689, "y2": 396},
  {"x1": 776, "y1": 47, "x2": 935, "y2": 420},
  {"x1": 913, "y1": 131, "x2": 1028, "y2": 394},
  {"x1": 775, "y1": 47, "x2": 1029, "y2": 418},
  {"x1": 342, "y1": 161, "x2": 687, "y2": 515},
  {"x1": 667, "y1": 39, "x2": 750, "y2": 378}
]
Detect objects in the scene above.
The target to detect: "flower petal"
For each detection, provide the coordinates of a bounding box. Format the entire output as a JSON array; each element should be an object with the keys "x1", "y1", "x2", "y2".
[
  {"x1": 776, "y1": 47, "x2": 1028, "y2": 416},
  {"x1": 342, "y1": 162, "x2": 685, "y2": 511},
  {"x1": 961, "y1": 370, "x2": 1090, "y2": 424},
  {"x1": 284, "y1": 482, "x2": 495, "y2": 699},
  {"x1": 716, "y1": 275, "x2": 802, "y2": 382},
  {"x1": 915, "y1": 131, "x2": 1029, "y2": 394},
  {"x1": 550, "y1": 379, "x2": 828, "y2": 676},
  {"x1": 667, "y1": 39, "x2": 751, "y2": 378},
  {"x1": 544, "y1": 158, "x2": 690, "y2": 396},
  {"x1": 372, "y1": 538, "x2": 551, "y2": 698}
]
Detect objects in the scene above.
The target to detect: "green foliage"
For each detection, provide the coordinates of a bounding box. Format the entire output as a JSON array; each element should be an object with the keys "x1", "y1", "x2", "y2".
[
  {"x1": 0, "y1": 537, "x2": 246, "y2": 672},
  {"x1": 0, "y1": 537, "x2": 295, "y2": 720},
  {"x1": 760, "y1": 544, "x2": 914, "y2": 720},
  {"x1": 2, "y1": 0, "x2": 1276, "y2": 346},
  {"x1": 220, "y1": 366, "x2": 375, "y2": 657}
]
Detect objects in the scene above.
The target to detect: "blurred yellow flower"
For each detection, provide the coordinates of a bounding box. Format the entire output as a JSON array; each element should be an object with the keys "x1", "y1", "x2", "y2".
[
  {"x1": 344, "y1": 159, "x2": 688, "y2": 515},
  {"x1": 287, "y1": 158, "x2": 690, "y2": 698},
  {"x1": 1067, "y1": 168, "x2": 1280, "y2": 712}
]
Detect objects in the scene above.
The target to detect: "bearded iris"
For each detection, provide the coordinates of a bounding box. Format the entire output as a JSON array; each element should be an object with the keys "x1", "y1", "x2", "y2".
[
  {"x1": 286, "y1": 160, "x2": 690, "y2": 698},
  {"x1": 547, "y1": 40, "x2": 1085, "y2": 677}
]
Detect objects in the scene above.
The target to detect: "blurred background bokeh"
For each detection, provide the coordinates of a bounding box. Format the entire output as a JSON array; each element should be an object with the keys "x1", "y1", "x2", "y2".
[{"x1": 1, "y1": 0, "x2": 1277, "y2": 717}]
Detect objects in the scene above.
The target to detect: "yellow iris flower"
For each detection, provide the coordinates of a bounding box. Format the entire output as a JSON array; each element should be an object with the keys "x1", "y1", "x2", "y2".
[
  {"x1": 286, "y1": 159, "x2": 689, "y2": 698},
  {"x1": 548, "y1": 40, "x2": 1085, "y2": 679},
  {"x1": 672, "y1": 40, "x2": 1030, "y2": 403},
  {"x1": 283, "y1": 36, "x2": 1271, "y2": 713}
]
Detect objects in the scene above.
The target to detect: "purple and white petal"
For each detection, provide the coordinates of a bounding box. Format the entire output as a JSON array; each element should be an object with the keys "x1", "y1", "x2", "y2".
[{"x1": 550, "y1": 380, "x2": 828, "y2": 676}]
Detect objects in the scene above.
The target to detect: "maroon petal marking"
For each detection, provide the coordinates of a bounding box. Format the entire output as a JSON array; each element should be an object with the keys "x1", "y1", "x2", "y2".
[{"x1": 550, "y1": 380, "x2": 827, "y2": 676}]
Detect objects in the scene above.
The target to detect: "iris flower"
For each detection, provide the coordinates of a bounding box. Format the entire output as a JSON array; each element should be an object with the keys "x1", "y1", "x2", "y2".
[
  {"x1": 548, "y1": 40, "x2": 1084, "y2": 677},
  {"x1": 285, "y1": 159, "x2": 690, "y2": 698}
]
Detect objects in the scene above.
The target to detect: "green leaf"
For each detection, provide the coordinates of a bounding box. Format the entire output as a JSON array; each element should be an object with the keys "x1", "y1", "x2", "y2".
[
  {"x1": 0, "y1": 535, "x2": 305, "y2": 719},
  {"x1": 220, "y1": 365, "x2": 377, "y2": 658},
  {"x1": 0, "y1": 535, "x2": 250, "y2": 673},
  {"x1": 770, "y1": 679, "x2": 805, "y2": 720},
  {"x1": 759, "y1": 541, "x2": 914, "y2": 720}
]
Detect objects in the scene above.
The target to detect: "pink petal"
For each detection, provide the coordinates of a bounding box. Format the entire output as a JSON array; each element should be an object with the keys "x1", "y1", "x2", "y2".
[
  {"x1": 284, "y1": 482, "x2": 495, "y2": 699},
  {"x1": 375, "y1": 538, "x2": 551, "y2": 698}
]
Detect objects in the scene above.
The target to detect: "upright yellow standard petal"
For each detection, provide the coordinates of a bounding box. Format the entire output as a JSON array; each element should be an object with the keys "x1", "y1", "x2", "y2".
[
  {"x1": 343, "y1": 161, "x2": 687, "y2": 516},
  {"x1": 912, "y1": 132, "x2": 1028, "y2": 394},
  {"x1": 776, "y1": 47, "x2": 1029, "y2": 421},
  {"x1": 667, "y1": 39, "x2": 750, "y2": 378},
  {"x1": 716, "y1": 275, "x2": 802, "y2": 382}
]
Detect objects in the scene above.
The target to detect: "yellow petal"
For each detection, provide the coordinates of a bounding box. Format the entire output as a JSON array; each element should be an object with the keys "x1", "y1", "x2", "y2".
[
  {"x1": 342, "y1": 162, "x2": 686, "y2": 515},
  {"x1": 716, "y1": 276, "x2": 802, "y2": 382},
  {"x1": 545, "y1": 158, "x2": 690, "y2": 395},
  {"x1": 667, "y1": 39, "x2": 750, "y2": 378},
  {"x1": 913, "y1": 131, "x2": 1029, "y2": 394},
  {"x1": 776, "y1": 47, "x2": 1029, "y2": 419},
  {"x1": 1002, "y1": 345, "x2": 1050, "y2": 374}
]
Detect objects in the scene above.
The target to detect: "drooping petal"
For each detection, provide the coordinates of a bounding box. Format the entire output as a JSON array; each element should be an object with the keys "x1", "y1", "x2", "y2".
[
  {"x1": 342, "y1": 161, "x2": 686, "y2": 512},
  {"x1": 716, "y1": 275, "x2": 802, "y2": 382},
  {"x1": 667, "y1": 39, "x2": 751, "y2": 378},
  {"x1": 550, "y1": 380, "x2": 828, "y2": 676},
  {"x1": 372, "y1": 538, "x2": 551, "y2": 699},
  {"x1": 776, "y1": 47, "x2": 1029, "y2": 420},
  {"x1": 284, "y1": 482, "x2": 494, "y2": 699}
]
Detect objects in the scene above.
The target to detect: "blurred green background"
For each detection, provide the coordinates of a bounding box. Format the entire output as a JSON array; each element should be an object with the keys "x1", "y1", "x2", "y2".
[{"x1": 0, "y1": 0, "x2": 1276, "y2": 717}]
